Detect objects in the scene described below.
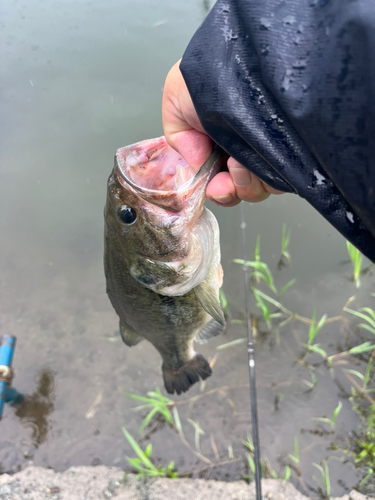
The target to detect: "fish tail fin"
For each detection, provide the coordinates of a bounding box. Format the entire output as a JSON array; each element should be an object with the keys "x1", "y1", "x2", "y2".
[{"x1": 162, "y1": 353, "x2": 212, "y2": 395}]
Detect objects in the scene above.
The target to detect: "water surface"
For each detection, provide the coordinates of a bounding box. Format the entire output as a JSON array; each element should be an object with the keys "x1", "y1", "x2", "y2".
[{"x1": 1, "y1": 1, "x2": 374, "y2": 497}]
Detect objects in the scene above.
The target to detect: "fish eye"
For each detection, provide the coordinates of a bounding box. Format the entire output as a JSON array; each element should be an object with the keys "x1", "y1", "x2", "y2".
[{"x1": 117, "y1": 205, "x2": 137, "y2": 225}]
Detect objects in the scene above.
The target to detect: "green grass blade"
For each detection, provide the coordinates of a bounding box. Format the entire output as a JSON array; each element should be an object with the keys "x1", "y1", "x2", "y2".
[
  {"x1": 364, "y1": 358, "x2": 373, "y2": 388},
  {"x1": 343, "y1": 369, "x2": 365, "y2": 382},
  {"x1": 216, "y1": 338, "x2": 247, "y2": 350},
  {"x1": 308, "y1": 308, "x2": 316, "y2": 344},
  {"x1": 125, "y1": 393, "x2": 155, "y2": 403},
  {"x1": 137, "y1": 407, "x2": 159, "y2": 434},
  {"x1": 243, "y1": 434, "x2": 254, "y2": 452},
  {"x1": 360, "y1": 307, "x2": 375, "y2": 321},
  {"x1": 252, "y1": 288, "x2": 293, "y2": 315},
  {"x1": 332, "y1": 401, "x2": 342, "y2": 423},
  {"x1": 345, "y1": 308, "x2": 375, "y2": 328},
  {"x1": 348, "y1": 342, "x2": 375, "y2": 354},
  {"x1": 324, "y1": 462, "x2": 331, "y2": 495},
  {"x1": 219, "y1": 288, "x2": 229, "y2": 312},
  {"x1": 172, "y1": 406, "x2": 184, "y2": 438},
  {"x1": 122, "y1": 427, "x2": 157, "y2": 471},
  {"x1": 147, "y1": 388, "x2": 173, "y2": 404},
  {"x1": 254, "y1": 235, "x2": 261, "y2": 262},
  {"x1": 247, "y1": 453, "x2": 256, "y2": 474},
  {"x1": 303, "y1": 343, "x2": 327, "y2": 358},
  {"x1": 281, "y1": 224, "x2": 290, "y2": 255},
  {"x1": 357, "y1": 323, "x2": 375, "y2": 335},
  {"x1": 279, "y1": 279, "x2": 296, "y2": 297},
  {"x1": 316, "y1": 313, "x2": 327, "y2": 332},
  {"x1": 283, "y1": 465, "x2": 291, "y2": 481}
]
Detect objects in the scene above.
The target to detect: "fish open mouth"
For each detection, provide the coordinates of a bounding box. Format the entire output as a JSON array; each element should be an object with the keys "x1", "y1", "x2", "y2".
[
  {"x1": 118, "y1": 136, "x2": 195, "y2": 192},
  {"x1": 114, "y1": 137, "x2": 223, "y2": 213}
]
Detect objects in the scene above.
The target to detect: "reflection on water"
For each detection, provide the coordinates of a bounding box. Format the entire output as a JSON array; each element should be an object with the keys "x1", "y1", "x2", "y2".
[{"x1": 13, "y1": 369, "x2": 56, "y2": 446}]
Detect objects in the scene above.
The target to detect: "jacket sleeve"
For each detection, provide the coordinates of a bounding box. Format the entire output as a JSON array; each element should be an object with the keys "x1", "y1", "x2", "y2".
[{"x1": 180, "y1": 0, "x2": 375, "y2": 263}]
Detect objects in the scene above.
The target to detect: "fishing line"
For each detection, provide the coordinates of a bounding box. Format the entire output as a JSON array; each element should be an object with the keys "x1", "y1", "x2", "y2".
[{"x1": 240, "y1": 201, "x2": 262, "y2": 500}]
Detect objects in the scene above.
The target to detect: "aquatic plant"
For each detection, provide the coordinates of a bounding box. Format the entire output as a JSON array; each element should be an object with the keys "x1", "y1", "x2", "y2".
[
  {"x1": 234, "y1": 235, "x2": 277, "y2": 294},
  {"x1": 288, "y1": 436, "x2": 300, "y2": 466},
  {"x1": 122, "y1": 427, "x2": 178, "y2": 477},
  {"x1": 306, "y1": 308, "x2": 327, "y2": 347},
  {"x1": 301, "y1": 371, "x2": 318, "y2": 391},
  {"x1": 278, "y1": 223, "x2": 291, "y2": 268},
  {"x1": 243, "y1": 434, "x2": 290, "y2": 481},
  {"x1": 328, "y1": 342, "x2": 375, "y2": 367},
  {"x1": 126, "y1": 387, "x2": 174, "y2": 434},
  {"x1": 187, "y1": 418, "x2": 205, "y2": 454},
  {"x1": 345, "y1": 306, "x2": 375, "y2": 336},
  {"x1": 252, "y1": 287, "x2": 272, "y2": 331},
  {"x1": 313, "y1": 401, "x2": 343, "y2": 432},
  {"x1": 344, "y1": 356, "x2": 374, "y2": 393},
  {"x1": 312, "y1": 461, "x2": 331, "y2": 498},
  {"x1": 346, "y1": 241, "x2": 363, "y2": 288},
  {"x1": 218, "y1": 288, "x2": 229, "y2": 313}
]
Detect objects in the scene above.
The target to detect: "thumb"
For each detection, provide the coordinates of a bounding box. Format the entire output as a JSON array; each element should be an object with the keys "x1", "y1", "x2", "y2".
[{"x1": 162, "y1": 61, "x2": 213, "y2": 171}]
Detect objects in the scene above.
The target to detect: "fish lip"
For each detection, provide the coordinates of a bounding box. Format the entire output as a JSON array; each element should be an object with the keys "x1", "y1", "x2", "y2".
[{"x1": 114, "y1": 140, "x2": 223, "y2": 213}]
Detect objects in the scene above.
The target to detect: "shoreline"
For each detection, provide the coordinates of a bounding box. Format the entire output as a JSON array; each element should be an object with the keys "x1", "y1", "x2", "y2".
[{"x1": 0, "y1": 466, "x2": 374, "y2": 500}]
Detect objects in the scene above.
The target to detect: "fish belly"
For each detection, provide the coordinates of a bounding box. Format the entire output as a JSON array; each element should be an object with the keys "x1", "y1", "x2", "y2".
[{"x1": 104, "y1": 243, "x2": 222, "y2": 394}]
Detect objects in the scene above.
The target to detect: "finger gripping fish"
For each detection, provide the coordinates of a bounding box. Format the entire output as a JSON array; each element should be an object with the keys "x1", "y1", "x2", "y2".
[{"x1": 104, "y1": 137, "x2": 226, "y2": 395}]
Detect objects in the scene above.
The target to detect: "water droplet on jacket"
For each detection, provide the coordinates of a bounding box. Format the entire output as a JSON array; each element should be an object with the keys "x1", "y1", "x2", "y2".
[
  {"x1": 346, "y1": 212, "x2": 355, "y2": 223},
  {"x1": 260, "y1": 18, "x2": 272, "y2": 30},
  {"x1": 283, "y1": 15, "x2": 296, "y2": 25},
  {"x1": 292, "y1": 59, "x2": 307, "y2": 69},
  {"x1": 281, "y1": 69, "x2": 293, "y2": 92}
]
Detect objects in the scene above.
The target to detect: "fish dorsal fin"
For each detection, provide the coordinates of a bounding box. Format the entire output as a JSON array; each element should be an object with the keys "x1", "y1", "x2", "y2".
[{"x1": 194, "y1": 282, "x2": 225, "y2": 326}]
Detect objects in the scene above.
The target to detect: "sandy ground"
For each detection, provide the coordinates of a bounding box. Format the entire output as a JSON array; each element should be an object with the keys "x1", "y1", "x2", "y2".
[{"x1": 0, "y1": 466, "x2": 373, "y2": 500}]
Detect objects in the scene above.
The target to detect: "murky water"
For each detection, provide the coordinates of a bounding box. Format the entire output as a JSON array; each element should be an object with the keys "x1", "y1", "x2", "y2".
[{"x1": 1, "y1": 0, "x2": 374, "y2": 497}]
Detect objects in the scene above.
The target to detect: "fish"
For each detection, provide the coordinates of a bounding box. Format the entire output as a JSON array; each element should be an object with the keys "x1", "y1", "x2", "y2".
[{"x1": 104, "y1": 136, "x2": 226, "y2": 395}]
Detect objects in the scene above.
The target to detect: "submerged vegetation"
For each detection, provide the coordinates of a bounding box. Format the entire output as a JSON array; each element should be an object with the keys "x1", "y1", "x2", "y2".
[{"x1": 122, "y1": 228, "x2": 375, "y2": 498}]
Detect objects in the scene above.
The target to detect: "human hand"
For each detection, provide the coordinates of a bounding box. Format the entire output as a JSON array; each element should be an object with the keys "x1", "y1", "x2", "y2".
[{"x1": 162, "y1": 61, "x2": 284, "y2": 207}]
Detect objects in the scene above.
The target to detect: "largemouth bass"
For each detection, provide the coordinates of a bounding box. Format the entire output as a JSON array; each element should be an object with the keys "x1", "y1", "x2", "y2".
[{"x1": 104, "y1": 137, "x2": 226, "y2": 394}]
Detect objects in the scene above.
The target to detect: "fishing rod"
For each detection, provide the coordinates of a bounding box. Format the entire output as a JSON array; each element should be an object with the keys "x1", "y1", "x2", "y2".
[{"x1": 240, "y1": 201, "x2": 262, "y2": 500}]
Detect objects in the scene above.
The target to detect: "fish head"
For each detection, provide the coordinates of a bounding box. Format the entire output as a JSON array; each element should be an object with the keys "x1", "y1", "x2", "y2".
[{"x1": 105, "y1": 136, "x2": 224, "y2": 294}]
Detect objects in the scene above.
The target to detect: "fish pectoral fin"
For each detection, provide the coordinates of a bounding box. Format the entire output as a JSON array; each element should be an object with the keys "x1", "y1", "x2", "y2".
[
  {"x1": 193, "y1": 282, "x2": 226, "y2": 326},
  {"x1": 195, "y1": 319, "x2": 225, "y2": 344},
  {"x1": 120, "y1": 321, "x2": 143, "y2": 347}
]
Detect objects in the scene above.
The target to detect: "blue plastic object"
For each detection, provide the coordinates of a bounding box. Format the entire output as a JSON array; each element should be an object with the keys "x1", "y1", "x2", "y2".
[{"x1": 0, "y1": 334, "x2": 17, "y2": 419}]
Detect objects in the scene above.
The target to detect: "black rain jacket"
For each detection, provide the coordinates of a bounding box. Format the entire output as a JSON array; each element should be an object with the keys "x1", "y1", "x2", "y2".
[{"x1": 180, "y1": 0, "x2": 375, "y2": 263}]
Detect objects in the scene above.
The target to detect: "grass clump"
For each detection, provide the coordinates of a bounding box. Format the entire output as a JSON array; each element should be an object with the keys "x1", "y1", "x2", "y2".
[{"x1": 122, "y1": 427, "x2": 177, "y2": 477}]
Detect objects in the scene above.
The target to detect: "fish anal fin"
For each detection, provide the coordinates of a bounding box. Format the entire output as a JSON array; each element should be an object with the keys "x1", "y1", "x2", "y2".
[
  {"x1": 162, "y1": 353, "x2": 212, "y2": 395},
  {"x1": 194, "y1": 282, "x2": 225, "y2": 326},
  {"x1": 195, "y1": 319, "x2": 225, "y2": 344},
  {"x1": 120, "y1": 321, "x2": 143, "y2": 347}
]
